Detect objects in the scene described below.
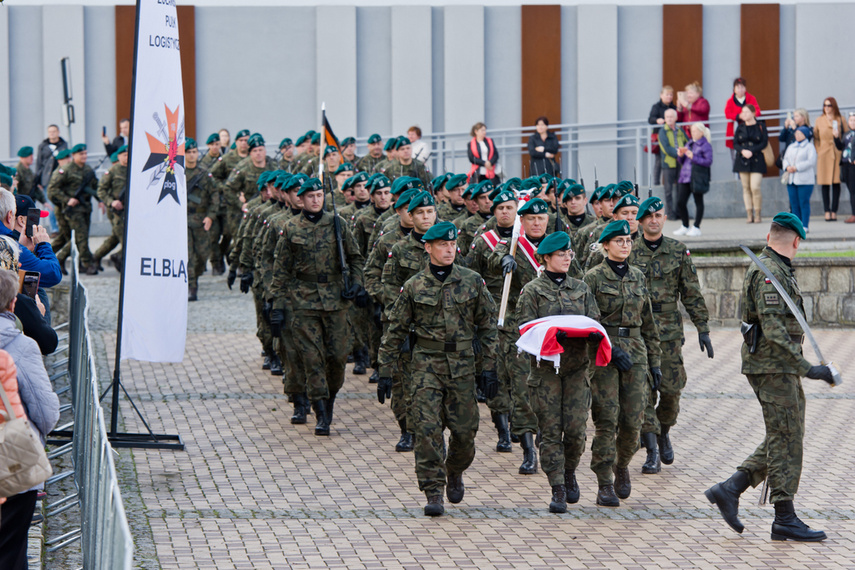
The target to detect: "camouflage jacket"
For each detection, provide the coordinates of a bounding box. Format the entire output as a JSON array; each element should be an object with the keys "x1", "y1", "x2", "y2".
[
  {"x1": 46, "y1": 161, "x2": 97, "y2": 211},
  {"x1": 355, "y1": 153, "x2": 384, "y2": 174},
  {"x1": 97, "y1": 163, "x2": 128, "y2": 207},
  {"x1": 740, "y1": 246, "x2": 812, "y2": 376},
  {"x1": 199, "y1": 151, "x2": 220, "y2": 172},
  {"x1": 210, "y1": 150, "x2": 246, "y2": 184},
  {"x1": 227, "y1": 195, "x2": 265, "y2": 269},
  {"x1": 381, "y1": 232, "x2": 431, "y2": 318},
  {"x1": 383, "y1": 160, "x2": 431, "y2": 187},
  {"x1": 259, "y1": 206, "x2": 298, "y2": 295},
  {"x1": 575, "y1": 216, "x2": 609, "y2": 268},
  {"x1": 518, "y1": 273, "x2": 601, "y2": 368},
  {"x1": 457, "y1": 213, "x2": 492, "y2": 253},
  {"x1": 15, "y1": 161, "x2": 37, "y2": 200},
  {"x1": 364, "y1": 224, "x2": 410, "y2": 304},
  {"x1": 368, "y1": 209, "x2": 399, "y2": 249},
  {"x1": 378, "y1": 264, "x2": 498, "y2": 379},
  {"x1": 279, "y1": 157, "x2": 296, "y2": 173},
  {"x1": 583, "y1": 261, "x2": 661, "y2": 368},
  {"x1": 628, "y1": 235, "x2": 709, "y2": 342},
  {"x1": 239, "y1": 199, "x2": 283, "y2": 271},
  {"x1": 437, "y1": 201, "x2": 466, "y2": 222},
  {"x1": 270, "y1": 210, "x2": 364, "y2": 312},
  {"x1": 353, "y1": 205, "x2": 388, "y2": 257},
  {"x1": 184, "y1": 164, "x2": 218, "y2": 228},
  {"x1": 453, "y1": 210, "x2": 476, "y2": 229},
  {"x1": 339, "y1": 200, "x2": 370, "y2": 225},
  {"x1": 562, "y1": 211, "x2": 597, "y2": 243},
  {"x1": 462, "y1": 226, "x2": 512, "y2": 304},
  {"x1": 225, "y1": 157, "x2": 276, "y2": 210}
]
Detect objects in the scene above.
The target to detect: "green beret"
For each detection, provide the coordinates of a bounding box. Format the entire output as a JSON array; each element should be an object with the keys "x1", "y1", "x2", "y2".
[
  {"x1": 286, "y1": 173, "x2": 307, "y2": 191},
  {"x1": 344, "y1": 171, "x2": 369, "y2": 191},
  {"x1": 248, "y1": 134, "x2": 265, "y2": 149},
  {"x1": 369, "y1": 175, "x2": 391, "y2": 194},
  {"x1": 470, "y1": 181, "x2": 491, "y2": 199},
  {"x1": 305, "y1": 130, "x2": 317, "y2": 138},
  {"x1": 598, "y1": 220, "x2": 631, "y2": 243},
  {"x1": 562, "y1": 183, "x2": 586, "y2": 202},
  {"x1": 462, "y1": 183, "x2": 477, "y2": 199},
  {"x1": 521, "y1": 178, "x2": 541, "y2": 196},
  {"x1": 110, "y1": 151, "x2": 118, "y2": 163},
  {"x1": 257, "y1": 171, "x2": 274, "y2": 188},
  {"x1": 117, "y1": 144, "x2": 128, "y2": 155},
  {"x1": 206, "y1": 133, "x2": 220, "y2": 145},
  {"x1": 397, "y1": 135, "x2": 411, "y2": 148},
  {"x1": 367, "y1": 134, "x2": 382, "y2": 144},
  {"x1": 537, "y1": 231, "x2": 571, "y2": 255},
  {"x1": 601, "y1": 184, "x2": 618, "y2": 200},
  {"x1": 17, "y1": 146, "x2": 33, "y2": 158},
  {"x1": 307, "y1": 133, "x2": 318, "y2": 145},
  {"x1": 230, "y1": 142, "x2": 236, "y2": 149},
  {"x1": 279, "y1": 137, "x2": 293, "y2": 149},
  {"x1": 334, "y1": 162, "x2": 354, "y2": 175},
  {"x1": 555, "y1": 179, "x2": 573, "y2": 197},
  {"x1": 390, "y1": 176, "x2": 423, "y2": 196},
  {"x1": 637, "y1": 197, "x2": 664, "y2": 220},
  {"x1": 185, "y1": 138, "x2": 197, "y2": 150},
  {"x1": 0, "y1": 173, "x2": 12, "y2": 188},
  {"x1": 518, "y1": 198, "x2": 549, "y2": 216},
  {"x1": 323, "y1": 145, "x2": 339, "y2": 158},
  {"x1": 615, "y1": 180, "x2": 635, "y2": 197},
  {"x1": 235, "y1": 129, "x2": 251, "y2": 140},
  {"x1": 589, "y1": 187, "x2": 604, "y2": 203},
  {"x1": 297, "y1": 177, "x2": 323, "y2": 196},
  {"x1": 71, "y1": 143, "x2": 86, "y2": 154},
  {"x1": 394, "y1": 188, "x2": 420, "y2": 210},
  {"x1": 503, "y1": 177, "x2": 522, "y2": 193},
  {"x1": 772, "y1": 212, "x2": 806, "y2": 239},
  {"x1": 491, "y1": 190, "x2": 516, "y2": 212},
  {"x1": 273, "y1": 173, "x2": 292, "y2": 190},
  {"x1": 0, "y1": 164, "x2": 14, "y2": 176},
  {"x1": 341, "y1": 137, "x2": 356, "y2": 147},
  {"x1": 408, "y1": 191, "x2": 436, "y2": 212},
  {"x1": 295, "y1": 135, "x2": 308, "y2": 147},
  {"x1": 56, "y1": 149, "x2": 71, "y2": 160},
  {"x1": 383, "y1": 138, "x2": 397, "y2": 152},
  {"x1": 445, "y1": 174, "x2": 467, "y2": 191},
  {"x1": 430, "y1": 173, "x2": 451, "y2": 191},
  {"x1": 422, "y1": 221, "x2": 457, "y2": 242},
  {"x1": 612, "y1": 193, "x2": 639, "y2": 214},
  {"x1": 565, "y1": 178, "x2": 577, "y2": 185},
  {"x1": 537, "y1": 173, "x2": 552, "y2": 186}
]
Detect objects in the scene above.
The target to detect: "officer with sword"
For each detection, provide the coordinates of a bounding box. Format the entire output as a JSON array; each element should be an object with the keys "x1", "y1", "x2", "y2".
[{"x1": 705, "y1": 212, "x2": 840, "y2": 542}]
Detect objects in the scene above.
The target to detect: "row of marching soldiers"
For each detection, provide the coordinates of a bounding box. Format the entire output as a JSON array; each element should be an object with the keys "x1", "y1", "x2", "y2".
[{"x1": 220, "y1": 133, "x2": 716, "y2": 516}]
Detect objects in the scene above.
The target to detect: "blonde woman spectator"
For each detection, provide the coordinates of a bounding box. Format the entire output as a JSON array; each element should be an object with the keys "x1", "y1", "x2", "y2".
[
  {"x1": 732, "y1": 104, "x2": 768, "y2": 223},
  {"x1": 814, "y1": 97, "x2": 848, "y2": 221},
  {"x1": 780, "y1": 108, "x2": 812, "y2": 157},
  {"x1": 674, "y1": 123, "x2": 712, "y2": 237},
  {"x1": 782, "y1": 126, "x2": 817, "y2": 232},
  {"x1": 677, "y1": 82, "x2": 710, "y2": 134}
]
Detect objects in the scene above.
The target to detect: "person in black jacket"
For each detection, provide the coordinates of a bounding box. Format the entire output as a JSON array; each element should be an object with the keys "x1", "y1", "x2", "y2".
[
  {"x1": 101, "y1": 118, "x2": 130, "y2": 156},
  {"x1": 648, "y1": 86, "x2": 677, "y2": 185},
  {"x1": 34, "y1": 124, "x2": 67, "y2": 192},
  {"x1": 528, "y1": 116, "x2": 560, "y2": 178},
  {"x1": 732, "y1": 104, "x2": 768, "y2": 223}
]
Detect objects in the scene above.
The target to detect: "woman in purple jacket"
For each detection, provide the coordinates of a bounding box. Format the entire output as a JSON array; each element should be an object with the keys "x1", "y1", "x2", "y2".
[{"x1": 673, "y1": 123, "x2": 713, "y2": 237}]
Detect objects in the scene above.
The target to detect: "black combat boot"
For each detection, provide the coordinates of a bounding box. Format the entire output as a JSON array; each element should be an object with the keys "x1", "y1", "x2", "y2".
[
  {"x1": 492, "y1": 412, "x2": 512, "y2": 453},
  {"x1": 395, "y1": 419, "x2": 414, "y2": 452},
  {"x1": 326, "y1": 392, "x2": 337, "y2": 426},
  {"x1": 549, "y1": 484, "x2": 567, "y2": 513},
  {"x1": 771, "y1": 500, "x2": 827, "y2": 542},
  {"x1": 596, "y1": 484, "x2": 620, "y2": 507},
  {"x1": 290, "y1": 394, "x2": 308, "y2": 425},
  {"x1": 312, "y1": 400, "x2": 330, "y2": 436},
  {"x1": 476, "y1": 385, "x2": 486, "y2": 403},
  {"x1": 658, "y1": 424, "x2": 674, "y2": 465},
  {"x1": 613, "y1": 466, "x2": 631, "y2": 499},
  {"x1": 188, "y1": 287, "x2": 198, "y2": 302},
  {"x1": 446, "y1": 472, "x2": 464, "y2": 504},
  {"x1": 269, "y1": 354, "x2": 283, "y2": 376},
  {"x1": 353, "y1": 346, "x2": 367, "y2": 375},
  {"x1": 704, "y1": 470, "x2": 750, "y2": 533},
  {"x1": 519, "y1": 433, "x2": 537, "y2": 474},
  {"x1": 262, "y1": 355, "x2": 271, "y2": 370},
  {"x1": 369, "y1": 370, "x2": 379, "y2": 384},
  {"x1": 424, "y1": 495, "x2": 444, "y2": 517},
  {"x1": 565, "y1": 471, "x2": 580, "y2": 504},
  {"x1": 212, "y1": 261, "x2": 225, "y2": 276},
  {"x1": 641, "y1": 432, "x2": 661, "y2": 474}
]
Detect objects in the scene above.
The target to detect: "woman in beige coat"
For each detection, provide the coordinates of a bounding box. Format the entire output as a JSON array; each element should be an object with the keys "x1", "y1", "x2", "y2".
[{"x1": 814, "y1": 97, "x2": 848, "y2": 221}]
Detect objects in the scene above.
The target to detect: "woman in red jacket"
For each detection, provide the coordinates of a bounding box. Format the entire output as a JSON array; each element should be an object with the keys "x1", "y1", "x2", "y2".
[
  {"x1": 678, "y1": 81, "x2": 710, "y2": 136},
  {"x1": 467, "y1": 122, "x2": 500, "y2": 183},
  {"x1": 724, "y1": 78, "x2": 761, "y2": 154}
]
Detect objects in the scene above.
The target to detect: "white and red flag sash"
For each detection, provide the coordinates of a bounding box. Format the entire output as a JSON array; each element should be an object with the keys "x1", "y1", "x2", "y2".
[
  {"x1": 516, "y1": 235, "x2": 543, "y2": 274},
  {"x1": 516, "y1": 315, "x2": 612, "y2": 371},
  {"x1": 479, "y1": 229, "x2": 500, "y2": 251}
]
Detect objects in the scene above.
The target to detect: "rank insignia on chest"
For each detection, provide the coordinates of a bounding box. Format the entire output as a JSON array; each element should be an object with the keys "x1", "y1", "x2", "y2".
[
  {"x1": 443, "y1": 289, "x2": 453, "y2": 309},
  {"x1": 764, "y1": 293, "x2": 780, "y2": 305}
]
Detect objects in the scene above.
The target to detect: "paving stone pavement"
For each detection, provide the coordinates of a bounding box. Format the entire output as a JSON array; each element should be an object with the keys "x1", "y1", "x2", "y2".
[{"x1": 77, "y1": 268, "x2": 855, "y2": 570}]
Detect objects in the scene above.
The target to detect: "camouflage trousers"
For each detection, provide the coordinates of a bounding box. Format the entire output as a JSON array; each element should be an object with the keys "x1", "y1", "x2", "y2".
[
  {"x1": 529, "y1": 357, "x2": 591, "y2": 487},
  {"x1": 292, "y1": 309, "x2": 350, "y2": 402},
  {"x1": 411, "y1": 367, "x2": 479, "y2": 496},
  {"x1": 187, "y1": 224, "x2": 210, "y2": 289},
  {"x1": 368, "y1": 303, "x2": 383, "y2": 367},
  {"x1": 93, "y1": 210, "x2": 123, "y2": 262},
  {"x1": 380, "y1": 322, "x2": 412, "y2": 426},
  {"x1": 738, "y1": 373, "x2": 805, "y2": 504},
  {"x1": 253, "y1": 286, "x2": 273, "y2": 356},
  {"x1": 642, "y1": 338, "x2": 687, "y2": 435},
  {"x1": 348, "y1": 301, "x2": 370, "y2": 354},
  {"x1": 50, "y1": 207, "x2": 71, "y2": 256},
  {"x1": 590, "y1": 359, "x2": 649, "y2": 486},
  {"x1": 498, "y1": 329, "x2": 536, "y2": 435},
  {"x1": 55, "y1": 208, "x2": 93, "y2": 264},
  {"x1": 207, "y1": 214, "x2": 223, "y2": 266},
  {"x1": 277, "y1": 304, "x2": 306, "y2": 396}
]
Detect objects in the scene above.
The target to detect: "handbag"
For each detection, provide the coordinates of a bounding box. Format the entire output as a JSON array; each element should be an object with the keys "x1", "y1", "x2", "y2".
[
  {"x1": 762, "y1": 142, "x2": 775, "y2": 169},
  {"x1": 780, "y1": 170, "x2": 790, "y2": 185},
  {"x1": 643, "y1": 132, "x2": 660, "y2": 154},
  {"x1": 691, "y1": 165, "x2": 711, "y2": 194},
  {"x1": 0, "y1": 383, "x2": 52, "y2": 498}
]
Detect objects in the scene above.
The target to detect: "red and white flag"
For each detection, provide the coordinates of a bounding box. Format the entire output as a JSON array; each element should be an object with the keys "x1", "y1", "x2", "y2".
[{"x1": 516, "y1": 315, "x2": 612, "y2": 371}]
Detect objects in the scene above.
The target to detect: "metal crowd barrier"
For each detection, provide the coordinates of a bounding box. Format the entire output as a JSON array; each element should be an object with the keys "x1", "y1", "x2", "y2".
[{"x1": 46, "y1": 239, "x2": 133, "y2": 569}]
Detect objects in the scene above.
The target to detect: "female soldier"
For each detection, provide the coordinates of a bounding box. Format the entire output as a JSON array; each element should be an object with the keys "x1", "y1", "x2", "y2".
[
  {"x1": 583, "y1": 220, "x2": 661, "y2": 507},
  {"x1": 518, "y1": 231, "x2": 602, "y2": 513}
]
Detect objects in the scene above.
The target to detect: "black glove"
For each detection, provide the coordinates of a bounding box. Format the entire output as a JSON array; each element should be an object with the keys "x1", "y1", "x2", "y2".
[
  {"x1": 611, "y1": 345, "x2": 633, "y2": 372},
  {"x1": 698, "y1": 332, "x2": 714, "y2": 359},
  {"x1": 355, "y1": 286, "x2": 370, "y2": 308},
  {"x1": 555, "y1": 330, "x2": 568, "y2": 341},
  {"x1": 501, "y1": 254, "x2": 518, "y2": 275},
  {"x1": 649, "y1": 367, "x2": 662, "y2": 391},
  {"x1": 262, "y1": 300, "x2": 273, "y2": 322},
  {"x1": 806, "y1": 365, "x2": 834, "y2": 385},
  {"x1": 377, "y1": 376, "x2": 393, "y2": 404},
  {"x1": 227, "y1": 269, "x2": 237, "y2": 290},
  {"x1": 239, "y1": 271, "x2": 253, "y2": 293},
  {"x1": 588, "y1": 331, "x2": 604, "y2": 342},
  {"x1": 479, "y1": 370, "x2": 499, "y2": 400},
  {"x1": 269, "y1": 309, "x2": 284, "y2": 337}
]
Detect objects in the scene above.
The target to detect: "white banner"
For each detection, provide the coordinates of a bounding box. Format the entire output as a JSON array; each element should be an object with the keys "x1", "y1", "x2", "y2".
[{"x1": 120, "y1": 0, "x2": 187, "y2": 362}]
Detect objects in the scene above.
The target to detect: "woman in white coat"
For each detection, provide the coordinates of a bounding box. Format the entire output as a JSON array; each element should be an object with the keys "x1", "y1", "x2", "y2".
[{"x1": 782, "y1": 126, "x2": 818, "y2": 232}]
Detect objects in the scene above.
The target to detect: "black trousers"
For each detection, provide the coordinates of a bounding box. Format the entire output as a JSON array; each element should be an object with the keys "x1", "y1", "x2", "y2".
[
  {"x1": 821, "y1": 183, "x2": 841, "y2": 213},
  {"x1": 0, "y1": 490, "x2": 37, "y2": 570},
  {"x1": 676, "y1": 182, "x2": 705, "y2": 228},
  {"x1": 844, "y1": 164, "x2": 855, "y2": 215}
]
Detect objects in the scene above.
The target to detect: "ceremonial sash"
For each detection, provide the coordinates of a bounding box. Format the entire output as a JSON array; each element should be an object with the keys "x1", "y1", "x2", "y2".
[
  {"x1": 479, "y1": 229, "x2": 500, "y2": 252},
  {"x1": 517, "y1": 235, "x2": 542, "y2": 274}
]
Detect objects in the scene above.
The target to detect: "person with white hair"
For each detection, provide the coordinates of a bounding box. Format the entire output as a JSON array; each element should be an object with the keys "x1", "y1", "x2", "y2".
[
  {"x1": 0, "y1": 189, "x2": 61, "y2": 288},
  {"x1": 673, "y1": 123, "x2": 713, "y2": 237}
]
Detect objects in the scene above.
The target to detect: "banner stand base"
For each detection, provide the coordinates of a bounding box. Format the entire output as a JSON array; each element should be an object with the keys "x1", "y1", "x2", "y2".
[{"x1": 49, "y1": 430, "x2": 185, "y2": 451}]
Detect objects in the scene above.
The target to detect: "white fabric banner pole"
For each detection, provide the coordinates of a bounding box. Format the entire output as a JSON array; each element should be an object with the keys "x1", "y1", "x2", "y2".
[{"x1": 119, "y1": 0, "x2": 188, "y2": 363}]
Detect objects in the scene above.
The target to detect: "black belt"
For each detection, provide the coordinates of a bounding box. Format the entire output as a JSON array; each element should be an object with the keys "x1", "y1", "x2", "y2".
[
  {"x1": 651, "y1": 302, "x2": 678, "y2": 313},
  {"x1": 415, "y1": 338, "x2": 473, "y2": 352},
  {"x1": 604, "y1": 326, "x2": 641, "y2": 338},
  {"x1": 296, "y1": 272, "x2": 341, "y2": 284}
]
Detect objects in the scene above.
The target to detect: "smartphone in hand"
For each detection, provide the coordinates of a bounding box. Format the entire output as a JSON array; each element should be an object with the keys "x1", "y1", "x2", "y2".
[
  {"x1": 103, "y1": 125, "x2": 107, "y2": 136},
  {"x1": 21, "y1": 271, "x2": 40, "y2": 299},
  {"x1": 26, "y1": 208, "x2": 41, "y2": 238}
]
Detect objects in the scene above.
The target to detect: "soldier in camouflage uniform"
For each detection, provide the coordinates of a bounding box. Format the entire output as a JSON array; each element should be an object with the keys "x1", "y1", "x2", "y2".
[
  {"x1": 278, "y1": 138, "x2": 295, "y2": 172},
  {"x1": 269, "y1": 178, "x2": 365, "y2": 437},
  {"x1": 583, "y1": 187, "x2": 638, "y2": 272},
  {"x1": 355, "y1": 134, "x2": 383, "y2": 173},
  {"x1": 293, "y1": 132, "x2": 320, "y2": 174},
  {"x1": 706, "y1": 213, "x2": 833, "y2": 542},
  {"x1": 558, "y1": 182, "x2": 596, "y2": 242},
  {"x1": 93, "y1": 144, "x2": 128, "y2": 273},
  {"x1": 630, "y1": 197, "x2": 712, "y2": 474},
  {"x1": 456, "y1": 181, "x2": 493, "y2": 252},
  {"x1": 372, "y1": 138, "x2": 399, "y2": 176},
  {"x1": 48, "y1": 144, "x2": 99, "y2": 274},
  {"x1": 182, "y1": 139, "x2": 218, "y2": 301},
  {"x1": 210, "y1": 129, "x2": 250, "y2": 271},
  {"x1": 368, "y1": 178, "x2": 425, "y2": 247},
  {"x1": 517, "y1": 231, "x2": 601, "y2": 513},
  {"x1": 14, "y1": 147, "x2": 40, "y2": 202},
  {"x1": 583, "y1": 220, "x2": 661, "y2": 507},
  {"x1": 340, "y1": 136, "x2": 360, "y2": 165},
  {"x1": 575, "y1": 186, "x2": 615, "y2": 269},
  {"x1": 437, "y1": 174, "x2": 467, "y2": 222},
  {"x1": 384, "y1": 137, "x2": 431, "y2": 188},
  {"x1": 377, "y1": 221, "x2": 498, "y2": 517},
  {"x1": 430, "y1": 173, "x2": 451, "y2": 206}
]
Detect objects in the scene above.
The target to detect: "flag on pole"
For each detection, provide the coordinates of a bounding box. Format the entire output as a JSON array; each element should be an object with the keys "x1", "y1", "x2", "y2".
[
  {"x1": 516, "y1": 315, "x2": 612, "y2": 371},
  {"x1": 322, "y1": 112, "x2": 340, "y2": 154},
  {"x1": 120, "y1": 0, "x2": 188, "y2": 362}
]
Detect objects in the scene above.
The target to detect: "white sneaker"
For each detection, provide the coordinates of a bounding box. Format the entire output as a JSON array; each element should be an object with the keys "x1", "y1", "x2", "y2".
[
  {"x1": 686, "y1": 226, "x2": 702, "y2": 237},
  {"x1": 673, "y1": 226, "x2": 689, "y2": 236}
]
